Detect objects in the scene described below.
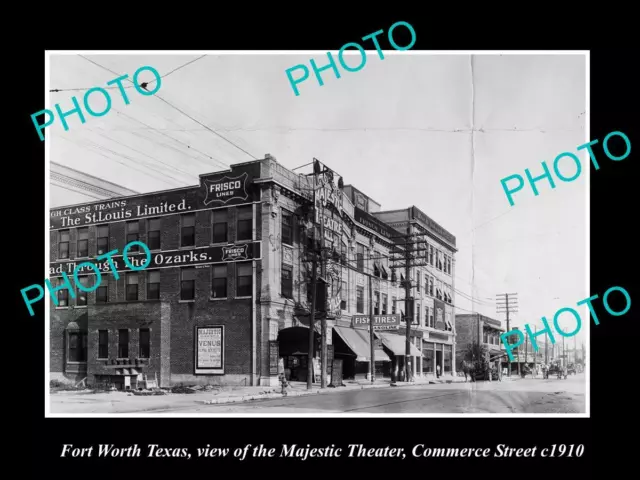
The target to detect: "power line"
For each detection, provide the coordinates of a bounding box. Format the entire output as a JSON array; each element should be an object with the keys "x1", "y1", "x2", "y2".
[
  {"x1": 147, "y1": 55, "x2": 207, "y2": 84},
  {"x1": 78, "y1": 54, "x2": 257, "y2": 161},
  {"x1": 51, "y1": 181, "x2": 107, "y2": 201}
]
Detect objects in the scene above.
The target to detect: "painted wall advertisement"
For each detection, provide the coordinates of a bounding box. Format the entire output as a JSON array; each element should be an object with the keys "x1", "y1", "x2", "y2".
[
  {"x1": 50, "y1": 163, "x2": 260, "y2": 230},
  {"x1": 411, "y1": 206, "x2": 456, "y2": 246},
  {"x1": 49, "y1": 242, "x2": 262, "y2": 277},
  {"x1": 195, "y1": 326, "x2": 224, "y2": 375}
]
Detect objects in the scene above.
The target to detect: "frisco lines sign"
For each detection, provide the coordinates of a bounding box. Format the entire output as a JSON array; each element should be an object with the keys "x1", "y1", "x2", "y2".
[{"x1": 203, "y1": 172, "x2": 249, "y2": 206}]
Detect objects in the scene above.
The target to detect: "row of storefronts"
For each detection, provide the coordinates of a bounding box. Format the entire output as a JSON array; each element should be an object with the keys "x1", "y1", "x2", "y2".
[{"x1": 49, "y1": 155, "x2": 458, "y2": 388}]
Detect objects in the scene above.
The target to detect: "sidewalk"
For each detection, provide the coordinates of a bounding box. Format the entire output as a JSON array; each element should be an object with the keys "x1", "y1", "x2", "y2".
[{"x1": 202, "y1": 375, "x2": 466, "y2": 405}]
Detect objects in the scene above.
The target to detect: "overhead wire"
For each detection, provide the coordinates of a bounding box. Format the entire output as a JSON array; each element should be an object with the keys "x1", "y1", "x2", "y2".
[{"x1": 78, "y1": 55, "x2": 257, "y2": 162}]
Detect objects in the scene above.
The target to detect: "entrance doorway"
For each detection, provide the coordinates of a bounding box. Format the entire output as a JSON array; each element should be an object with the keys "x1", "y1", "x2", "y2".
[{"x1": 435, "y1": 350, "x2": 442, "y2": 376}]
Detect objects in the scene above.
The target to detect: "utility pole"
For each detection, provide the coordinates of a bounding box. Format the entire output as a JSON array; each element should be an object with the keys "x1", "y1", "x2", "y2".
[
  {"x1": 544, "y1": 326, "x2": 548, "y2": 364},
  {"x1": 369, "y1": 274, "x2": 375, "y2": 383},
  {"x1": 404, "y1": 226, "x2": 412, "y2": 382},
  {"x1": 319, "y1": 195, "x2": 327, "y2": 389},
  {"x1": 496, "y1": 293, "x2": 518, "y2": 377},
  {"x1": 307, "y1": 180, "x2": 318, "y2": 391}
]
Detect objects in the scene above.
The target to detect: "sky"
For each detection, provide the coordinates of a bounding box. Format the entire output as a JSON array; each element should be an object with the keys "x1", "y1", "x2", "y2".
[{"x1": 48, "y1": 52, "x2": 587, "y2": 344}]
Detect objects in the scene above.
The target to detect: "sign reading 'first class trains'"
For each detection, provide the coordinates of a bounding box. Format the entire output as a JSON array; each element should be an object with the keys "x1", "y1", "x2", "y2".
[
  {"x1": 48, "y1": 242, "x2": 262, "y2": 277},
  {"x1": 49, "y1": 164, "x2": 259, "y2": 230}
]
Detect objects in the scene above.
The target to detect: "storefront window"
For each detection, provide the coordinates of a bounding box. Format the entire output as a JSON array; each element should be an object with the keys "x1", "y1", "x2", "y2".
[
  {"x1": 422, "y1": 341, "x2": 434, "y2": 373},
  {"x1": 444, "y1": 344, "x2": 452, "y2": 373}
]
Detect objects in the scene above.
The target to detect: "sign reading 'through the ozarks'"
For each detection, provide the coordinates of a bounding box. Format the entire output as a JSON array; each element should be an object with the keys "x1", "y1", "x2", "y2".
[{"x1": 48, "y1": 242, "x2": 261, "y2": 277}]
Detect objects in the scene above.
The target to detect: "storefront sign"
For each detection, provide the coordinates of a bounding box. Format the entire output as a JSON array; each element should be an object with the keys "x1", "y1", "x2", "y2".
[
  {"x1": 434, "y1": 299, "x2": 446, "y2": 330},
  {"x1": 49, "y1": 242, "x2": 261, "y2": 277},
  {"x1": 352, "y1": 314, "x2": 400, "y2": 330},
  {"x1": 429, "y1": 331, "x2": 449, "y2": 342},
  {"x1": 195, "y1": 326, "x2": 224, "y2": 375},
  {"x1": 203, "y1": 172, "x2": 249, "y2": 206},
  {"x1": 354, "y1": 207, "x2": 397, "y2": 239},
  {"x1": 411, "y1": 206, "x2": 456, "y2": 246},
  {"x1": 222, "y1": 244, "x2": 250, "y2": 261}
]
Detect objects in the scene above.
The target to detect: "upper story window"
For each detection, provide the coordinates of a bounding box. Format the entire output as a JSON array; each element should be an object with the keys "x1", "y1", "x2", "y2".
[
  {"x1": 356, "y1": 243, "x2": 365, "y2": 272},
  {"x1": 77, "y1": 227, "x2": 89, "y2": 257},
  {"x1": 76, "y1": 276, "x2": 90, "y2": 306},
  {"x1": 236, "y1": 262, "x2": 253, "y2": 297},
  {"x1": 126, "y1": 221, "x2": 140, "y2": 252},
  {"x1": 374, "y1": 291, "x2": 380, "y2": 315},
  {"x1": 126, "y1": 273, "x2": 139, "y2": 301},
  {"x1": 148, "y1": 218, "x2": 161, "y2": 250},
  {"x1": 181, "y1": 267, "x2": 196, "y2": 300},
  {"x1": 147, "y1": 270, "x2": 160, "y2": 299},
  {"x1": 212, "y1": 209, "x2": 228, "y2": 244},
  {"x1": 211, "y1": 265, "x2": 227, "y2": 298},
  {"x1": 281, "y1": 264, "x2": 293, "y2": 298},
  {"x1": 181, "y1": 214, "x2": 195, "y2": 247},
  {"x1": 356, "y1": 286, "x2": 364, "y2": 314},
  {"x1": 59, "y1": 230, "x2": 70, "y2": 259},
  {"x1": 236, "y1": 206, "x2": 252, "y2": 242},
  {"x1": 96, "y1": 225, "x2": 109, "y2": 255},
  {"x1": 281, "y1": 210, "x2": 293, "y2": 245}
]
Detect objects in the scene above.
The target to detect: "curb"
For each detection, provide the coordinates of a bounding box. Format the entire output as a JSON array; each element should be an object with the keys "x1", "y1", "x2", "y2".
[{"x1": 201, "y1": 380, "x2": 462, "y2": 405}]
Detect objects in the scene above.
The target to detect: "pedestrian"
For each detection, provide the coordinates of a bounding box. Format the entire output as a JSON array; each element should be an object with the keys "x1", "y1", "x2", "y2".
[
  {"x1": 462, "y1": 362, "x2": 468, "y2": 382},
  {"x1": 436, "y1": 364, "x2": 441, "y2": 379}
]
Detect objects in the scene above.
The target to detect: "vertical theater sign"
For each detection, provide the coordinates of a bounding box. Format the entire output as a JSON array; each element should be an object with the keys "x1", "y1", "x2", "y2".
[{"x1": 313, "y1": 168, "x2": 346, "y2": 319}]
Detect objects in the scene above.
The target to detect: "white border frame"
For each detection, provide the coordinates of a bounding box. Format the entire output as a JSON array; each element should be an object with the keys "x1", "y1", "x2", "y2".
[{"x1": 45, "y1": 50, "x2": 590, "y2": 418}]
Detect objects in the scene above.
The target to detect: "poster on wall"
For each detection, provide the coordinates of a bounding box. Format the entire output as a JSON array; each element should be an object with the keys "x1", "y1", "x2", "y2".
[
  {"x1": 434, "y1": 299, "x2": 446, "y2": 330},
  {"x1": 195, "y1": 326, "x2": 224, "y2": 375}
]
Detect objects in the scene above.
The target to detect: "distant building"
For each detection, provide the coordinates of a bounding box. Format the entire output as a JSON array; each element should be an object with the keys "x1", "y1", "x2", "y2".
[{"x1": 454, "y1": 314, "x2": 505, "y2": 370}]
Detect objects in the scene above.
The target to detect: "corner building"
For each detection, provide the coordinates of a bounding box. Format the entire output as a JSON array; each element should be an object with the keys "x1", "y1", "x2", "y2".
[{"x1": 49, "y1": 155, "x2": 458, "y2": 388}]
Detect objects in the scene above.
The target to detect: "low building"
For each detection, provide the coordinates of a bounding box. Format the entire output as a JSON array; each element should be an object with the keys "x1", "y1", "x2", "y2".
[{"x1": 454, "y1": 313, "x2": 505, "y2": 371}]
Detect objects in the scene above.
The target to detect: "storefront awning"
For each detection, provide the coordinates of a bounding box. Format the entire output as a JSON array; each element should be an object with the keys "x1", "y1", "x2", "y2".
[
  {"x1": 376, "y1": 332, "x2": 424, "y2": 357},
  {"x1": 334, "y1": 326, "x2": 391, "y2": 362}
]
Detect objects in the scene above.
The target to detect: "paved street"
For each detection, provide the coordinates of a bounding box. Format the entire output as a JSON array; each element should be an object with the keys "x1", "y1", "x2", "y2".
[{"x1": 50, "y1": 374, "x2": 585, "y2": 414}]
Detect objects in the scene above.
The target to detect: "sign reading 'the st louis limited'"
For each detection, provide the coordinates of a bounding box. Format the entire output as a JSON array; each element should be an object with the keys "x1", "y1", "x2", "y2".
[{"x1": 352, "y1": 314, "x2": 401, "y2": 331}]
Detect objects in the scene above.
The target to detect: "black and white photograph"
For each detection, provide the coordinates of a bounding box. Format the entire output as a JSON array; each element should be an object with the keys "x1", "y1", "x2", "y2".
[{"x1": 45, "y1": 50, "x2": 588, "y2": 416}]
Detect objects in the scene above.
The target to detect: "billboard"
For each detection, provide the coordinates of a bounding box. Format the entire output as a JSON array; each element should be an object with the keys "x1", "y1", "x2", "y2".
[{"x1": 50, "y1": 163, "x2": 260, "y2": 230}]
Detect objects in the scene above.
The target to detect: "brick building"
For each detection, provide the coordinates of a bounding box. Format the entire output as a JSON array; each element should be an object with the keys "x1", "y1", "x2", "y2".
[
  {"x1": 49, "y1": 155, "x2": 458, "y2": 388},
  {"x1": 454, "y1": 314, "x2": 506, "y2": 371}
]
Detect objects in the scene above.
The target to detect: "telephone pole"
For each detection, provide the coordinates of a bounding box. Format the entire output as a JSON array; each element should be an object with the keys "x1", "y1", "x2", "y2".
[
  {"x1": 369, "y1": 274, "x2": 375, "y2": 383},
  {"x1": 496, "y1": 293, "x2": 518, "y2": 376},
  {"x1": 404, "y1": 226, "x2": 412, "y2": 381},
  {"x1": 390, "y1": 224, "x2": 429, "y2": 383}
]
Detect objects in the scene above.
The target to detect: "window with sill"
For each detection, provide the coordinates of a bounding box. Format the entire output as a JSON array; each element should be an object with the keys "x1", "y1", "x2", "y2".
[
  {"x1": 341, "y1": 281, "x2": 347, "y2": 310},
  {"x1": 96, "y1": 224, "x2": 109, "y2": 255},
  {"x1": 236, "y1": 206, "x2": 252, "y2": 242},
  {"x1": 59, "y1": 230, "x2": 70, "y2": 259},
  {"x1": 211, "y1": 264, "x2": 227, "y2": 298},
  {"x1": 96, "y1": 284, "x2": 108, "y2": 303},
  {"x1": 147, "y1": 270, "x2": 160, "y2": 299},
  {"x1": 118, "y1": 329, "x2": 129, "y2": 358},
  {"x1": 126, "y1": 221, "x2": 140, "y2": 252},
  {"x1": 56, "y1": 277, "x2": 69, "y2": 307},
  {"x1": 281, "y1": 264, "x2": 293, "y2": 299},
  {"x1": 356, "y1": 244, "x2": 365, "y2": 272},
  {"x1": 281, "y1": 209, "x2": 293, "y2": 245},
  {"x1": 181, "y1": 267, "x2": 196, "y2": 300},
  {"x1": 181, "y1": 214, "x2": 196, "y2": 247},
  {"x1": 356, "y1": 286, "x2": 364, "y2": 314},
  {"x1": 236, "y1": 262, "x2": 252, "y2": 297},
  {"x1": 391, "y1": 297, "x2": 397, "y2": 314},
  {"x1": 68, "y1": 331, "x2": 87, "y2": 362},
  {"x1": 77, "y1": 227, "x2": 89, "y2": 257},
  {"x1": 76, "y1": 275, "x2": 91, "y2": 306},
  {"x1": 139, "y1": 328, "x2": 150, "y2": 359},
  {"x1": 126, "y1": 273, "x2": 139, "y2": 301},
  {"x1": 382, "y1": 293, "x2": 388, "y2": 315},
  {"x1": 148, "y1": 218, "x2": 161, "y2": 250},
  {"x1": 98, "y1": 330, "x2": 108, "y2": 359},
  {"x1": 212, "y1": 209, "x2": 228, "y2": 244}
]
